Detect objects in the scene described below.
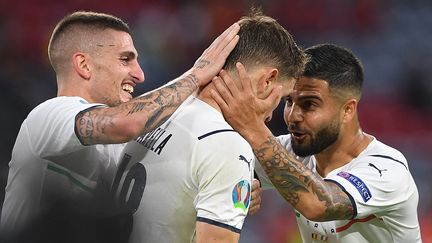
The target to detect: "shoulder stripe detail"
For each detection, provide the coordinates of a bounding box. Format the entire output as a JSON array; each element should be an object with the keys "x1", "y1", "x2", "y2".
[
  {"x1": 198, "y1": 129, "x2": 235, "y2": 140},
  {"x1": 47, "y1": 163, "x2": 95, "y2": 193},
  {"x1": 196, "y1": 217, "x2": 241, "y2": 234},
  {"x1": 369, "y1": 154, "x2": 407, "y2": 170},
  {"x1": 324, "y1": 179, "x2": 358, "y2": 219},
  {"x1": 336, "y1": 215, "x2": 378, "y2": 233}
]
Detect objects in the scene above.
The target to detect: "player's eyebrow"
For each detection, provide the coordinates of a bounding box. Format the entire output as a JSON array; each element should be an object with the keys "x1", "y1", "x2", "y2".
[
  {"x1": 119, "y1": 51, "x2": 137, "y2": 59},
  {"x1": 292, "y1": 91, "x2": 323, "y2": 102},
  {"x1": 96, "y1": 44, "x2": 116, "y2": 47},
  {"x1": 298, "y1": 95, "x2": 321, "y2": 101}
]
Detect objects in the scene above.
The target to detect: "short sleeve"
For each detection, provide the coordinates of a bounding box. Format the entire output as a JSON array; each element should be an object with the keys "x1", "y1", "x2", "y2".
[
  {"x1": 325, "y1": 155, "x2": 413, "y2": 218},
  {"x1": 26, "y1": 97, "x2": 103, "y2": 159},
  {"x1": 194, "y1": 132, "x2": 254, "y2": 233}
]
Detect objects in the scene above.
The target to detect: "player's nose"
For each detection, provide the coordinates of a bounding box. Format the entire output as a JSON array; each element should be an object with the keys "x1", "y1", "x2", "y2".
[
  {"x1": 287, "y1": 105, "x2": 303, "y2": 123},
  {"x1": 131, "y1": 62, "x2": 145, "y2": 84}
]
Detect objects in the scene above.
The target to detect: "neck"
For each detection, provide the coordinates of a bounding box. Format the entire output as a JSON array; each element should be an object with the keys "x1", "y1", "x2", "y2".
[
  {"x1": 314, "y1": 122, "x2": 372, "y2": 177},
  {"x1": 57, "y1": 76, "x2": 91, "y2": 101},
  {"x1": 196, "y1": 82, "x2": 223, "y2": 113}
]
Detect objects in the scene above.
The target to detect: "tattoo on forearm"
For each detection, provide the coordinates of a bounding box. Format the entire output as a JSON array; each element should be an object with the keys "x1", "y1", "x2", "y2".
[
  {"x1": 133, "y1": 73, "x2": 198, "y2": 131},
  {"x1": 128, "y1": 102, "x2": 146, "y2": 115},
  {"x1": 254, "y1": 136, "x2": 354, "y2": 221},
  {"x1": 184, "y1": 73, "x2": 198, "y2": 88},
  {"x1": 75, "y1": 73, "x2": 198, "y2": 145}
]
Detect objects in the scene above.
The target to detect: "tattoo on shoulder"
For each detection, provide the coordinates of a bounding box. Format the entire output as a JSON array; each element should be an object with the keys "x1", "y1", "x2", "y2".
[
  {"x1": 254, "y1": 136, "x2": 354, "y2": 221},
  {"x1": 75, "y1": 108, "x2": 114, "y2": 145},
  {"x1": 76, "y1": 111, "x2": 94, "y2": 141}
]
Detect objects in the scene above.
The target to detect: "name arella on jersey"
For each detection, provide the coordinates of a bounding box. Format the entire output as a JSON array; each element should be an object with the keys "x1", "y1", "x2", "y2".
[{"x1": 135, "y1": 127, "x2": 172, "y2": 155}]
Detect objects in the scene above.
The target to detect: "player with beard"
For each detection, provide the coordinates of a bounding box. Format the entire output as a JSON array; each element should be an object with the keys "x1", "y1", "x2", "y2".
[{"x1": 211, "y1": 44, "x2": 422, "y2": 242}]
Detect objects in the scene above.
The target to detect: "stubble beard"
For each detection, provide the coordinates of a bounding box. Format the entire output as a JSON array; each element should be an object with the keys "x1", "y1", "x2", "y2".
[{"x1": 291, "y1": 120, "x2": 340, "y2": 157}]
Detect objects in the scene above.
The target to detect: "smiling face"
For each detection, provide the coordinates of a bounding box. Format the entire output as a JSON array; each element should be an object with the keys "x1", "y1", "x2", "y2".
[
  {"x1": 284, "y1": 77, "x2": 342, "y2": 157},
  {"x1": 87, "y1": 29, "x2": 145, "y2": 106}
]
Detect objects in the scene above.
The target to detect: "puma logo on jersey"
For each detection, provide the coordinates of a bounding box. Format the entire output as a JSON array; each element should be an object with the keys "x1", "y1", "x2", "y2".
[
  {"x1": 239, "y1": 155, "x2": 252, "y2": 171},
  {"x1": 368, "y1": 163, "x2": 387, "y2": 177}
]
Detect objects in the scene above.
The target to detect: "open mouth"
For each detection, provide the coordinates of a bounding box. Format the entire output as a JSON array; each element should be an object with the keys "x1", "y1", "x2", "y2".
[
  {"x1": 122, "y1": 83, "x2": 134, "y2": 94},
  {"x1": 291, "y1": 131, "x2": 306, "y2": 141}
]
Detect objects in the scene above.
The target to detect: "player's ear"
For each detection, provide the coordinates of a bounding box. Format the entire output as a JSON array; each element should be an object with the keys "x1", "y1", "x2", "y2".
[
  {"x1": 257, "y1": 68, "x2": 278, "y2": 94},
  {"x1": 268, "y1": 68, "x2": 278, "y2": 86},
  {"x1": 342, "y1": 98, "x2": 357, "y2": 123},
  {"x1": 72, "y1": 52, "x2": 91, "y2": 80}
]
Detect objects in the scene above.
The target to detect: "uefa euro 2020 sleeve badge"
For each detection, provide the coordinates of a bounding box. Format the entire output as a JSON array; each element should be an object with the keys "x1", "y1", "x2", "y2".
[{"x1": 232, "y1": 180, "x2": 251, "y2": 213}]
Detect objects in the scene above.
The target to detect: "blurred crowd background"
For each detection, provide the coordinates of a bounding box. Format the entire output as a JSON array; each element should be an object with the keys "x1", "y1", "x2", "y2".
[{"x1": 0, "y1": 0, "x2": 431, "y2": 242}]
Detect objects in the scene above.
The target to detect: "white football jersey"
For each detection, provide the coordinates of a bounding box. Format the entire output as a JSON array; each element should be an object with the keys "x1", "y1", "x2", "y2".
[
  {"x1": 1, "y1": 97, "x2": 123, "y2": 233},
  {"x1": 113, "y1": 95, "x2": 254, "y2": 243},
  {"x1": 255, "y1": 134, "x2": 422, "y2": 243}
]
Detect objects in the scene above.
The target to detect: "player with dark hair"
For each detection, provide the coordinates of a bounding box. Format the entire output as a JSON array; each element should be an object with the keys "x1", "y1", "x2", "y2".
[
  {"x1": 212, "y1": 44, "x2": 422, "y2": 242},
  {"x1": 0, "y1": 10, "x2": 239, "y2": 241},
  {"x1": 113, "y1": 11, "x2": 305, "y2": 243}
]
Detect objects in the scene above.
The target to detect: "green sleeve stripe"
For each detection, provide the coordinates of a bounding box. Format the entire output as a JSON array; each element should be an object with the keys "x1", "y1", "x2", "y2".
[{"x1": 47, "y1": 164, "x2": 94, "y2": 193}]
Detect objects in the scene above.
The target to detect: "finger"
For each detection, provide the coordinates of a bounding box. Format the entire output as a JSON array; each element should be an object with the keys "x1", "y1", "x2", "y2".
[
  {"x1": 219, "y1": 69, "x2": 241, "y2": 98},
  {"x1": 248, "y1": 197, "x2": 261, "y2": 215},
  {"x1": 248, "y1": 205, "x2": 259, "y2": 215},
  {"x1": 215, "y1": 23, "x2": 240, "y2": 52},
  {"x1": 207, "y1": 22, "x2": 240, "y2": 54},
  {"x1": 252, "y1": 178, "x2": 261, "y2": 189},
  {"x1": 250, "y1": 179, "x2": 262, "y2": 214},
  {"x1": 212, "y1": 73, "x2": 233, "y2": 99},
  {"x1": 251, "y1": 185, "x2": 262, "y2": 201},
  {"x1": 235, "y1": 62, "x2": 252, "y2": 93},
  {"x1": 265, "y1": 85, "x2": 283, "y2": 110},
  {"x1": 219, "y1": 34, "x2": 239, "y2": 60},
  {"x1": 210, "y1": 77, "x2": 230, "y2": 111}
]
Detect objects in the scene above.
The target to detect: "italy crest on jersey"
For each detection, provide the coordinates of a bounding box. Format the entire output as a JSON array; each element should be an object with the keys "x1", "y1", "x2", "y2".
[{"x1": 232, "y1": 180, "x2": 251, "y2": 212}]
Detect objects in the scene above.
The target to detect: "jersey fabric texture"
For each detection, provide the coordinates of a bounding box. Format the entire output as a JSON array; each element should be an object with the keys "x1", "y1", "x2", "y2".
[
  {"x1": 114, "y1": 95, "x2": 254, "y2": 243},
  {"x1": 0, "y1": 97, "x2": 123, "y2": 234},
  {"x1": 255, "y1": 134, "x2": 422, "y2": 243}
]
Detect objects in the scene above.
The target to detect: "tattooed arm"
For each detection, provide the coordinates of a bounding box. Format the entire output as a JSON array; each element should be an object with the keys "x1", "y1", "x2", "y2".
[
  {"x1": 76, "y1": 23, "x2": 240, "y2": 145},
  {"x1": 210, "y1": 63, "x2": 354, "y2": 222},
  {"x1": 252, "y1": 130, "x2": 354, "y2": 221}
]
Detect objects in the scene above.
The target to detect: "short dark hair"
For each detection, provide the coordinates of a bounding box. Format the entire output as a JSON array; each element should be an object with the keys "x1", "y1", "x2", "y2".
[
  {"x1": 48, "y1": 11, "x2": 130, "y2": 72},
  {"x1": 303, "y1": 44, "x2": 364, "y2": 99},
  {"x1": 224, "y1": 9, "x2": 305, "y2": 80}
]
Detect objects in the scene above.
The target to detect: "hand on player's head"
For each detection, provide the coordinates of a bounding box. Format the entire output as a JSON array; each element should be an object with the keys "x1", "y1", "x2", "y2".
[
  {"x1": 190, "y1": 23, "x2": 240, "y2": 88},
  {"x1": 210, "y1": 62, "x2": 282, "y2": 134}
]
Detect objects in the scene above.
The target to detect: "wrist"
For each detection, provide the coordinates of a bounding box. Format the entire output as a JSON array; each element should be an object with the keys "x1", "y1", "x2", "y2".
[
  {"x1": 188, "y1": 64, "x2": 212, "y2": 88},
  {"x1": 182, "y1": 69, "x2": 199, "y2": 89},
  {"x1": 240, "y1": 124, "x2": 273, "y2": 149}
]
